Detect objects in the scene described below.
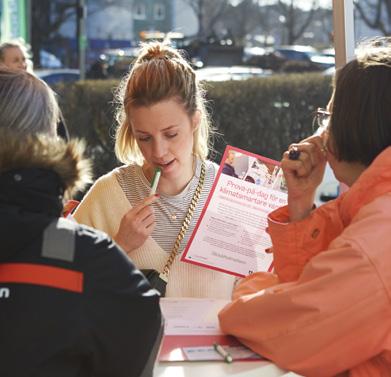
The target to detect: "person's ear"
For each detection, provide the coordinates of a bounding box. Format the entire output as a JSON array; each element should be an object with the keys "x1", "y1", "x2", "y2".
[{"x1": 191, "y1": 110, "x2": 201, "y2": 132}]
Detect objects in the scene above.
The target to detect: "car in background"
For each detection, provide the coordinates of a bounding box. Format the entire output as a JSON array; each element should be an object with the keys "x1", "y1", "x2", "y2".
[
  {"x1": 35, "y1": 69, "x2": 80, "y2": 86},
  {"x1": 323, "y1": 66, "x2": 336, "y2": 76},
  {"x1": 275, "y1": 45, "x2": 335, "y2": 71},
  {"x1": 243, "y1": 46, "x2": 284, "y2": 70},
  {"x1": 98, "y1": 47, "x2": 140, "y2": 78},
  {"x1": 322, "y1": 48, "x2": 335, "y2": 58},
  {"x1": 40, "y1": 50, "x2": 62, "y2": 69},
  {"x1": 196, "y1": 66, "x2": 271, "y2": 82}
]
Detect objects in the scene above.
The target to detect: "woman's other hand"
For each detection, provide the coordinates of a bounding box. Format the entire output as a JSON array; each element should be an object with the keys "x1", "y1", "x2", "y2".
[
  {"x1": 282, "y1": 135, "x2": 327, "y2": 221},
  {"x1": 114, "y1": 195, "x2": 159, "y2": 254}
]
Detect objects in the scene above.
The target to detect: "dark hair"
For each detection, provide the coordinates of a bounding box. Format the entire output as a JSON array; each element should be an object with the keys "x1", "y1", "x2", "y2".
[{"x1": 330, "y1": 37, "x2": 391, "y2": 166}]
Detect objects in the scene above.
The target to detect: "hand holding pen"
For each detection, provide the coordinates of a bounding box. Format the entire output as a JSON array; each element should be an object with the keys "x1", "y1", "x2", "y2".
[
  {"x1": 288, "y1": 117, "x2": 328, "y2": 161},
  {"x1": 113, "y1": 168, "x2": 161, "y2": 254},
  {"x1": 288, "y1": 146, "x2": 301, "y2": 161},
  {"x1": 283, "y1": 133, "x2": 328, "y2": 221}
]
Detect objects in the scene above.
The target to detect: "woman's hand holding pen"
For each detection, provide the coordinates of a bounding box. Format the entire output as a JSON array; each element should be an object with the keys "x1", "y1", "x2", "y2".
[
  {"x1": 114, "y1": 195, "x2": 159, "y2": 254},
  {"x1": 282, "y1": 134, "x2": 327, "y2": 222}
]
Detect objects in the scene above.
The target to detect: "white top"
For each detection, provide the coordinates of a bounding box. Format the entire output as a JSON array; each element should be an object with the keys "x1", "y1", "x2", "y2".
[{"x1": 74, "y1": 159, "x2": 236, "y2": 298}]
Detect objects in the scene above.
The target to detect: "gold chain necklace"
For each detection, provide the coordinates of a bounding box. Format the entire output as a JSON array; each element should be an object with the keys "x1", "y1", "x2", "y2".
[{"x1": 159, "y1": 161, "x2": 206, "y2": 282}]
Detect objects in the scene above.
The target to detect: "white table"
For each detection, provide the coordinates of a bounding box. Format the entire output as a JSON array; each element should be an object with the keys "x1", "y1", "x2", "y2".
[{"x1": 155, "y1": 360, "x2": 301, "y2": 377}]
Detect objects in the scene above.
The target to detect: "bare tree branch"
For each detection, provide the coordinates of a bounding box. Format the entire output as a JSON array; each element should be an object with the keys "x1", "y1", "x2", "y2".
[
  {"x1": 355, "y1": 0, "x2": 382, "y2": 28},
  {"x1": 205, "y1": 0, "x2": 228, "y2": 35},
  {"x1": 354, "y1": 0, "x2": 390, "y2": 35},
  {"x1": 31, "y1": 0, "x2": 128, "y2": 67},
  {"x1": 293, "y1": 0, "x2": 317, "y2": 41},
  {"x1": 183, "y1": 0, "x2": 229, "y2": 39},
  {"x1": 277, "y1": 0, "x2": 319, "y2": 44}
]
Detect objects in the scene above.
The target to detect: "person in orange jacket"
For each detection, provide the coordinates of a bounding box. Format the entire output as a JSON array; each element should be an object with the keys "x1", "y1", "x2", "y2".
[{"x1": 219, "y1": 36, "x2": 391, "y2": 376}]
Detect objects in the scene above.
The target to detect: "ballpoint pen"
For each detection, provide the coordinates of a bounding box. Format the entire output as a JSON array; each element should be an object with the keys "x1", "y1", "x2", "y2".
[
  {"x1": 150, "y1": 167, "x2": 162, "y2": 195},
  {"x1": 288, "y1": 146, "x2": 301, "y2": 160},
  {"x1": 213, "y1": 343, "x2": 233, "y2": 363}
]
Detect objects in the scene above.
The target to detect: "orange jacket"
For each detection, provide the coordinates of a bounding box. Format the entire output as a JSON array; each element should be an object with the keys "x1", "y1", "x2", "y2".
[{"x1": 219, "y1": 147, "x2": 391, "y2": 377}]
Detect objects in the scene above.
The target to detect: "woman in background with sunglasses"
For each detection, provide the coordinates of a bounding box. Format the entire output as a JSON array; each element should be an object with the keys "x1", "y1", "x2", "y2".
[{"x1": 219, "y1": 37, "x2": 391, "y2": 376}]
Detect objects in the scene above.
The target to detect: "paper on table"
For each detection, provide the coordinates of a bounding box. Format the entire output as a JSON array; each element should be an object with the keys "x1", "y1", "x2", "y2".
[
  {"x1": 160, "y1": 298, "x2": 230, "y2": 336},
  {"x1": 158, "y1": 298, "x2": 264, "y2": 362},
  {"x1": 182, "y1": 345, "x2": 262, "y2": 361}
]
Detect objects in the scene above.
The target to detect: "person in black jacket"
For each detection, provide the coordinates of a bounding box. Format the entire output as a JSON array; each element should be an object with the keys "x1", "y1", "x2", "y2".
[{"x1": 0, "y1": 68, "x2": 163, "y2": 377}]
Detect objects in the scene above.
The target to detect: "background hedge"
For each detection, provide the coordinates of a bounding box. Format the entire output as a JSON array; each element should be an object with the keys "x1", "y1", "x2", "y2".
[{"x1": 57, "y1": 73, "x2": 332, "y2": 180}]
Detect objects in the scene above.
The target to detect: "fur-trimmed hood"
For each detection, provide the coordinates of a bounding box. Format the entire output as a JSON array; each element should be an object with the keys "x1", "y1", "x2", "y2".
[
  {"x1": 0, "y1": 128, "x2": 92, "y2": 199},
  {"x1": 0, "y1": 128, "x2": 92, "y2": 260}
]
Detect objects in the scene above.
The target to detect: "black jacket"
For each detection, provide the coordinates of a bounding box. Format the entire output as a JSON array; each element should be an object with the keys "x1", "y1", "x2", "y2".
[
  {"x1": 0, "y1": 130, "x2": 162, "y2": 377},
  {"x1": 222, "y1": 163, "x2": 238, "y2": 178}
]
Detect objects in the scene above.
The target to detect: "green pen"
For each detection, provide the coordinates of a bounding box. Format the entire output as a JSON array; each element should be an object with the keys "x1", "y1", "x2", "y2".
[{"x1": 150, "y1": 167, "x2": 162, "y2": 195}]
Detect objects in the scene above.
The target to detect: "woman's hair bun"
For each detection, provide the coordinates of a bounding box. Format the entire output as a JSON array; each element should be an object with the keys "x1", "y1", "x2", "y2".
[{"x1": 138, "y1": 41, "x2": 180, "y2": 62}]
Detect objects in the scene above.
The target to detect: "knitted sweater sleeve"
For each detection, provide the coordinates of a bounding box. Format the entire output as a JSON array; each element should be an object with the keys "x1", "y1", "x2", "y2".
[{"x1": 73, "y1": 171, "x2": 131, "y2": 238}]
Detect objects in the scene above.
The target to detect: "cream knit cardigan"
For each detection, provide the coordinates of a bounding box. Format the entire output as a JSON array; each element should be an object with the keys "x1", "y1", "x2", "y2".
[{"x1": 74, "y1": 169, "x2": 235, "y2": 298}]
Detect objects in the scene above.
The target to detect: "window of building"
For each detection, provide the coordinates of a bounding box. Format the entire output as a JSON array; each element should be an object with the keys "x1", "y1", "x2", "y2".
[
  {"x1": 133, "y1": 3, "x2": 146, "y2": 20},
  {"x1": 154, "y1": 4, "x2": 165, "y2": 21}
]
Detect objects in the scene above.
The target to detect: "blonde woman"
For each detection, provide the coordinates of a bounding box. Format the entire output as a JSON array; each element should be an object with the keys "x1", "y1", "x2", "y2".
[
  {"x1": 0, "y1": 41, "x2": 29, "y2": 71},
  {"x1": 74, "y1": 42, "x2": 235, "y2": 298},
  {"x1": 0, "y1": 40, "x2": 69, "y2": 140}
]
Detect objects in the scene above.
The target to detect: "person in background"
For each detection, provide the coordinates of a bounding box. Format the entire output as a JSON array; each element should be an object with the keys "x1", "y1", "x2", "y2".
[
  {"x1": 219, "y1": 37, "x2": 391, "y2": 376},
  {"x1": 74, "y1": 41, "x2": 235, "y2": 298},
  {"x1": 0, "y1": 40, "x2": 69, "y2": 141},
  {"x1": 0, "y1": 40, "x2": 29, "y2": 71},
  {"x1": 87, "y1": 57, "x2": 108, "y2": 79},
  {"x1": 222, "y1": 149, "x2": 238, "y2": 177},
  {"x1": 0, "y1": 68, "x2": 162, "y2": 377}
]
